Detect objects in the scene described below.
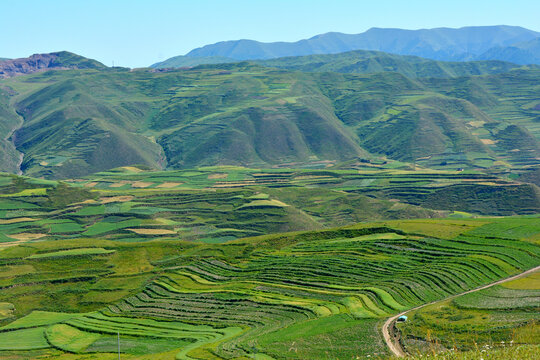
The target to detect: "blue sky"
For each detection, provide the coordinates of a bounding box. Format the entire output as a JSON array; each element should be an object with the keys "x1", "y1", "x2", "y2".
[{"x1": 2, "y1": 0, "x2": 539, "y2": 68}]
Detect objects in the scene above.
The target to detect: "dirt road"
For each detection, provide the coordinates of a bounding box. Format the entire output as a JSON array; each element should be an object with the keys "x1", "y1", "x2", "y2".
[{"x1": 382, "y1": 265, "x2": 540, "y2": 357}]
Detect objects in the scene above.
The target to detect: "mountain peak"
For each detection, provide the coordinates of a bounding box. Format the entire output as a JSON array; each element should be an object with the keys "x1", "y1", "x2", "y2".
[{"x1": 0, "y1": 51, "x2": 106, "y2": 78}]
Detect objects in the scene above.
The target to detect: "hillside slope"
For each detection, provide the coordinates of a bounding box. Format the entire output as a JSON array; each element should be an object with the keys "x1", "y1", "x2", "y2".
[
  {"x1": 0, "y1": 213, "x2": 538, "y2": 359},
  {"x1": 0, "y1": 62, "x2": 539, "y2": 178},
  {"x1": 151, "y1": 55, "x2": 236, "y2": 68},
  {"x1": 0, "y1": 87, "x2": 23, "y2": 173},
  {"x1": 256, "y1": 50, "x2": 533, "y2": 78}
]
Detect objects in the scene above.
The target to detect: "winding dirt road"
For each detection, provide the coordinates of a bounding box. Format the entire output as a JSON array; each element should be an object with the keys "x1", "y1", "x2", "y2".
[{"x1": 382, "y1": 265, "x2": 540, "y2": 357}]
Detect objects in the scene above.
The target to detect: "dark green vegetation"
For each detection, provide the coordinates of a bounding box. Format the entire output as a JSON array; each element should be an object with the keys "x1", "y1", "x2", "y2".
[
  {"x1": 0, "y1": 214, "x2": 538, "y2": 359},
  {"x1": 1, "y1": 57, "x2": 539, "y2": 180}
]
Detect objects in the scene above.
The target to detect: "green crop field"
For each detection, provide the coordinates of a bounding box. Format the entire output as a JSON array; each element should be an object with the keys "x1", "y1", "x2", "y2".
[
  {"x1": 0, "y1": 167, "x2": 537, "y2": 250},
  {"x1": 0, "y1": 213, "x2": 538, "y2": 359},
  {"x1": 399, "y1": 270, "x2": 540, "y2": 355}
]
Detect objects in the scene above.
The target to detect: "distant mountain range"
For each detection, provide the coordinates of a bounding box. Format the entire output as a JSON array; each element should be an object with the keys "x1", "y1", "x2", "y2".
[
  {"x1": 152, "y1": 25, "x2": 540, "y2": 68},
  {"x1": 476, "y1": 37, "x2": 540, "y2": 64}
]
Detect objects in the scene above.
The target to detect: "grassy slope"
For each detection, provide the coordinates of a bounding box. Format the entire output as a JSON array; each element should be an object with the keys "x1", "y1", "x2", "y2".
[
  {"x1": 257, "y1": 50, "x2": 535, "y2": 78},
  {"x1": 151, "y1": 55, "x2": 236, "y2": 68},
  {"x1": 0, "y1": 217, "x2": 538, "y2": 359},
  {"x1": 0, "y1": 63, "x2": 538, "y2": 179},
  {"x1": 0, "y1": 87, "x2": 22, "y2": 173},
  {"x1": 49, "y1": 51, "x2": 107, "y2": 70}
]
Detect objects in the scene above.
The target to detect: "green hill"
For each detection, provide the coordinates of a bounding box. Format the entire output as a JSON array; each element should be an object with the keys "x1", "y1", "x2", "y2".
[
  {"x1": 153, "y1": 48, "x2": 535, "y2": 79},
  {"x1": 0, "y1": 168, "x2": 537, "y2": 251},
  {"x1": 0, "y1": 61, "x2": 539, "y2": 179},
  {"x1": 256, "y1": 50, "x2": 535, "y2": 78},
  {"x1": 151, "y1": 55, "x2": 236, "y2": 68}
]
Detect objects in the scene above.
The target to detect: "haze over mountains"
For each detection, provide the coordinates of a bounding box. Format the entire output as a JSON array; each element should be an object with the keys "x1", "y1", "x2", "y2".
[{"x1": 152, "y1": 25, "x2": 540, "y2": 68}]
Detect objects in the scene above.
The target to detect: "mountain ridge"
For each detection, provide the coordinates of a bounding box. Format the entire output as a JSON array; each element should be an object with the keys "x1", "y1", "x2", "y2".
[
  {"x1": 477, "y1": 37, "x2": 540, "y2": 64},
  {"x1": 152, "y1": 25, "x2": 540, "y2": 66},
  {"x1": 254, "y1": 50, "x2": 537, "y2": 78}
]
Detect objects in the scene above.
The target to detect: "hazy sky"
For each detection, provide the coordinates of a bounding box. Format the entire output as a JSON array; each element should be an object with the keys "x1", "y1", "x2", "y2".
[{"x1": 2, "y1": 0, "x2": 539, "y2": 68}]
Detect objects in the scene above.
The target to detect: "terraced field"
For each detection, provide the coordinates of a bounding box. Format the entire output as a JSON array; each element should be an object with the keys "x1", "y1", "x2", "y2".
[
  {"x1": 1, "y1": 166, "x2": 538, "y2": 251},
  {"x1": 0, "y1": 216, "x2": 538, "y2": 359},
  {"x1": 399, "y1": 269, "x2": 540, "y2": 355}
]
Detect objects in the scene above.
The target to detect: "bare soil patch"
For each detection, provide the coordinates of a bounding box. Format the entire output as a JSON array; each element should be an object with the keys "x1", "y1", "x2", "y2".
[
  {"x1": 108, "y1": 181, "x2": 130, "y2": 188},
  {"x1": 132, "y1": 181, "x2": 154, "y2": 188},
  {"x1": 208, "y1": 173, "x2": 228, "y2": 180},
  {"x1": 100, "y1": 196, "x2": 134, "y2": 204},
  {"x1": 0, "y1": 217, "x2": 37, "y2": 224},
  {"x1": 6, "y1": 233, "x2": 47, "y2": 241},
  {"x1": 156, "y1": 182, "x2": 184, "y2": 188},
  {"x1": 0, "y1": 240, "x2": 26, "y2": 250},
  {"x1": 126, "y1": 228, "x2": 177, "y2": 235}
]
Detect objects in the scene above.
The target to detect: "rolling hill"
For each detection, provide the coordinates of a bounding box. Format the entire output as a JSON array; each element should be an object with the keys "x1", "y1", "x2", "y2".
[
  {"x1": 0, "y1": 56, "x2": 539, "y2": 179},
  {"x1": 151, "y1": 55, "x2": 236, "y2": 69},
  {"x1": 256, "y1": 50, "x2": 535, "y2": 78},
  {"x1": 154, "y1": 25, "x2": 540, "y2": 66}
]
